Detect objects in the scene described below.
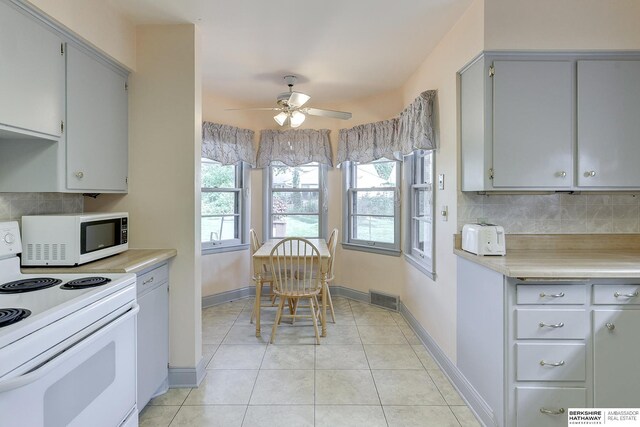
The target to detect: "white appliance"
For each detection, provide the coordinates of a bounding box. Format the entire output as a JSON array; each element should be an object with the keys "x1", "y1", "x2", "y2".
[
  {"x1": 462, "y1": 223, "x2": 507, "y2": 256},
  {"x1": 0, "y1": 221, "x2": 138, "y2": 427},
  {"x1": 21, "y1": 212, "x2": 129, "y2": 266}
]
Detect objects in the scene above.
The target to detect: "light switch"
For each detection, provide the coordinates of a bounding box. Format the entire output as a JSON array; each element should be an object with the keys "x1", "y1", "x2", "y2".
[{"x1": 438, "y1": 174, "x2": 445, "y2": 190}]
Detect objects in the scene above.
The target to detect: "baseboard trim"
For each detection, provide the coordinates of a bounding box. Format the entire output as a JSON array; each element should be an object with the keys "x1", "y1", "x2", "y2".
[
  {"x1": 200, "y1": 284, "x2": 494, "y2": 426},
  {"x1": 168, "y1": 356, "x2": 207, "y2": 388},
  {"x1": 400, "y1": 301, "x2": 494, "y2": 427},
  {"x1": 201, "y1": 286, "x2": 255, "y2": 308}
]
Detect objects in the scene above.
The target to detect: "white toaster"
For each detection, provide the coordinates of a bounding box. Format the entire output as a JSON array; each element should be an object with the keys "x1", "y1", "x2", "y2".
[{"x1": 461, "y1": 223, "x2": 506, "y2": 256}]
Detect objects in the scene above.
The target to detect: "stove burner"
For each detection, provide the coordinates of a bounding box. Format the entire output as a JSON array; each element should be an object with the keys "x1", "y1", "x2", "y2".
[
  {"x1": 0, "y1": 278, "x2": 62, "y2": 294},
  {"x1": 0, "y1": 308, "x2": 31, "y2": 328},
  {"x1": 60, "y1": 277, "x2": 112, "y2": 290}
]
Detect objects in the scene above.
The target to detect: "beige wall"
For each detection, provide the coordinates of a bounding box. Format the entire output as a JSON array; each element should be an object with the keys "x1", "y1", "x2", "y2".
[
  {"x1": 27, "y1": 0, "x2": 136, "y2": 69},
  {"x1": 485, "y1": 0, "x2": 640, "y2": 50},
  {"x1": 87, "y1": 24, "x2": 202, "y2": 369}
]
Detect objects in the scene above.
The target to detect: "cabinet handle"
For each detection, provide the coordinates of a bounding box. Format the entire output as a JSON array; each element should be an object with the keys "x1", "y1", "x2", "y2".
[
  {"x1": 614, "y1": 291, "x2": 639, "y2": 298},
  {"x1": 143, "y1": 277, "x2": 155, "y2": 285},
  {"x1": 540, "y1": 408, "x2": 565, "y2": 415},
  {"x1": 75, "y1": 171, "x2": 84, "y2": 179},
  {"x1": 539, "y1": 292, "x2": 564, "y2": 298},
  {"x1": 606, "y1": 322, "x2": 615, "y2": 331},
  {"x1": 540, "y1": 360, "x2": 565, "y2": 367},
  {"x1": 557, "y1": 171, "x2": 567, "y2": 178},
  {"x1": 539, "y1": 322, "x2": 564, "y2": 328},
  {"x1": 584, "y1": 171, "x2": 596, "y2": 177}
]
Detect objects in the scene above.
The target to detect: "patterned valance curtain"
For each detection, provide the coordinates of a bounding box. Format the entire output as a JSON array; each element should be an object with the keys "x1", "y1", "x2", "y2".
[
  {"x1": 256, "y1": 129, "x2": 333, "y2": 168},
  {"x1": 337, "y1": 90, "x2": 436, "y2": 165},
  {"x1": 202, "y1": 122, "x2": 256, "y2": 166}
]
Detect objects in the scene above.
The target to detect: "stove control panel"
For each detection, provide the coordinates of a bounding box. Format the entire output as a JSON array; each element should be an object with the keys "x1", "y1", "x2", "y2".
[{"x1": 0, "y1": 221, "x2": 22, "y2": 256}]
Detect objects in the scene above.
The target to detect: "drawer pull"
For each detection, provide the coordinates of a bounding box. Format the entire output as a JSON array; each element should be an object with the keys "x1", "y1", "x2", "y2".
[
  {"x1": 143, "y1": 277, "x2": 155, "y2": 285},
  {"x1": 539, "y1": 292, "x2": 564, "y2": 298},
  {"x1": 540, "y1": 408, "x2": 565, "y2": 415},
  {"x1": 539, "y1": 322, "x2": 564, "y2": 328},
  {"x1": 539, "y1": 360, "x2": 565, "y2": 367},
  {"x1": 614, "y1": 291, "x2": 639, "y2": 298}
]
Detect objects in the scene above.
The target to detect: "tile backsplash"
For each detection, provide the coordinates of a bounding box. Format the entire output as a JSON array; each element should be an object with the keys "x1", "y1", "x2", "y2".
[
  {"x1": 0, "y1": 193, "x2": 83, "y2": 226},
  {"x1": 458, "y1": 192, "x2": 640, "y2": 234}
]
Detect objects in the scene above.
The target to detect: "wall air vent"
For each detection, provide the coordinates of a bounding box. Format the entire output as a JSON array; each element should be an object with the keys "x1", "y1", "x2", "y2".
[{"x1": 369, "y1": 290, "x2": 400, "y2": 311}]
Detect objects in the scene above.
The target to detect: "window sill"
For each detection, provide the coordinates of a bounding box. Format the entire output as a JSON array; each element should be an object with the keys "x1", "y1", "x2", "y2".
[
  {"x1": 341, "y1": 242, "x2": 401, "y2": 257},
  {"x1": 202, "y1": 243, "x2": 249, "y2": 256},
  {"x1": 404, "y1": 254, "x2": 436, "y2": 281}
]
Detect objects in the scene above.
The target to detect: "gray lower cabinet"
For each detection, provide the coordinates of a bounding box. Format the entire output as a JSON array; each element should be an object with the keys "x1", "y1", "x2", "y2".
[
  {"x1": 0, "y1": 1, "x2": 64, "y2": 139},
  {"x1": 136, "y1": 263, "x2": 169, "y2": 409},
  {"x1": 457, "y1": 257, "x2": 640, "y2": 427},
  {"x1": 66, "y1": 44, "x2": 128, "y2": 192}
]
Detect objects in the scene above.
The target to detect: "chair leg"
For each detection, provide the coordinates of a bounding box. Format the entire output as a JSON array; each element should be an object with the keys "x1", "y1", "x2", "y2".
[
  {"x1": 291, "y1": 299, "x2": 299, "y2": 325},
  {"x1": 309, "y1": 297, "x2": 321, "y2": 345},
  {"x1": 270, "y1": 297, "x2": 285, "y2": 344},
  {"x1": 250, "y1": 282, "x2": 262, "y2": 324},
  {"x1": 326, "y1": 286, "x2": 336, "y2": 323}
]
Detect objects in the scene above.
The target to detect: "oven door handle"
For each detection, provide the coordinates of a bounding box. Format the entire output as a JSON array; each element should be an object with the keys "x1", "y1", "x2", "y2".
[{"x1": 0, "y1": 303, "x2": 139, "y2": 394}]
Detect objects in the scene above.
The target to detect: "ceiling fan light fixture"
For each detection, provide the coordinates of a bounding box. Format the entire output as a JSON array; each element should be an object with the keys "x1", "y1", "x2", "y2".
[
  {"x1": 290, "y1": 111, "x2": 306, "y2": 128},
  {"x1": 274, "y1": 111, "x2": 288, "y2": 126}
]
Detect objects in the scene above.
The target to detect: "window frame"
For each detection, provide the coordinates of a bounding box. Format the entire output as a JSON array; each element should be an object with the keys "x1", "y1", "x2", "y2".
[
  {"x1": 200, "y1": 159, "x2": 250, "y2": 255},
  {"x1": 403, "y1": 150, "x2": 436, "y2": 279},
  {"x1": 342, "y1": 159, "x2": 402, "y2": 256},
  {"x1": 263, "y1": 162, "x2": 328, "y2": 240}
]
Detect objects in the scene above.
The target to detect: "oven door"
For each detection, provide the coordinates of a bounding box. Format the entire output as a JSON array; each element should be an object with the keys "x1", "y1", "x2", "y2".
[{"x1": 0, "y1": 304, "x2": 139, "y2": 427}]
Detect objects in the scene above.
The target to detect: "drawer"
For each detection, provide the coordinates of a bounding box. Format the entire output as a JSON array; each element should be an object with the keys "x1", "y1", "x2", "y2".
[
  {"x1": 593, "y1": 284, "x2": 640, "y2": 305},
  {"x1": 517, "y1": 284, "x2": 585, "y2": 305},
  {"x1": 516, "y1": 343, "x2": 586, "y2": 381},
  {"x1": 516, "y1": 387, "x2": 586, "y2": 427},
  {"x1": 516, "y1": 309, "x2": 587, "y2": 340},
  {"x1": 137, "y1": 263, "x2": 169, "y2": 295}
]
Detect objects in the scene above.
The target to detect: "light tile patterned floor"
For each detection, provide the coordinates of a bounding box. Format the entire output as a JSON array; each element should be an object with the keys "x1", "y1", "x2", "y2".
[{"x1": 139, "y1": 297, "x2": 481, "y2": 427}]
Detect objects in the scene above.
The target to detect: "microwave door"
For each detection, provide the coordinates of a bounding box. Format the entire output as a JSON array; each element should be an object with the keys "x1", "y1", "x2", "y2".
[{"x1": 81, "y1": 219, "x2": 121, "y2": 254}]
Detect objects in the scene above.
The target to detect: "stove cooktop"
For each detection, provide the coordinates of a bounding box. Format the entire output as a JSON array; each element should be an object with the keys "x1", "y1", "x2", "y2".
[
  {"x1": 0, "y1": 308, "x2": 31, "y2": 328},
  {"x1": 0, "y1": 278, "x2": 63, "y2": 294}
]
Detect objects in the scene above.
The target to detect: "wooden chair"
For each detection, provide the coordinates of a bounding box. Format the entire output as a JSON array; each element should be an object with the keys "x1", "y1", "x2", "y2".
[
  {"x1": 269, "y1": 238, "x2": 322, "y2": 345},
  {"x1": 249, "y1": 229, "x2": 274, "y2": 324}
]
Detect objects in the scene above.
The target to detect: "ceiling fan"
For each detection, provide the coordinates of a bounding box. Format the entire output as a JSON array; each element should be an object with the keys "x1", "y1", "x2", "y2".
[{"x1": 227, "y1": 75, "x2": 352, "y2": 128}]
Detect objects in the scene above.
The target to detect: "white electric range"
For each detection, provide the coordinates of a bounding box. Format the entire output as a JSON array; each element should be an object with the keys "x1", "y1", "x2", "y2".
[{"x1": 0, "y1": 221, "x2": 139, "y2": 427}]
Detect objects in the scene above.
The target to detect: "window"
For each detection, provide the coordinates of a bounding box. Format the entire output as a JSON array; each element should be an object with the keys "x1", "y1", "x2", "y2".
[
  {"x1": 201, "y1": 159, "x2": 248, "y2": 252},
  {"x1": 343, "y1": 159, "x2": 401, "y2": 255},
  {"x1": 264, "y1": 162, "x2": 327, "y2": 239},
  {"x1": 405, "y1": 150, "x2": 435, "y2": 278}
]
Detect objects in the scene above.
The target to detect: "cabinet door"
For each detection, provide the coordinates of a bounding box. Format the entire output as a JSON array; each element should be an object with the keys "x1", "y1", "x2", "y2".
[
  {"x1": 66, "y1": 44, "x2": 128, "y2": 192},
  {"x1": 492, "y1": 61, "x2": 573, "y2": 188},
  {"x1": 578, "y1": 60, "x2": 640, "y2": 188},
  {"x1": 593, "y1": 310, "x2": 640, "y2": 407},
  {"x1": 0, "y1": 2, "x2": 64, "y2": 138}
]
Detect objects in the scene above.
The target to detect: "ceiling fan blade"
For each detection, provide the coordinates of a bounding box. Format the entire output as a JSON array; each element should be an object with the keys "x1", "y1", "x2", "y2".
[
  {"x1": 287, "y1": 92, "x2": 311, "y2": 108},
  {"x1": 303, "y1": 107, "x2": 352, "y2": 120},
  {"x1": 224, "y1": 107, "x2": 281, "y2": 111}
]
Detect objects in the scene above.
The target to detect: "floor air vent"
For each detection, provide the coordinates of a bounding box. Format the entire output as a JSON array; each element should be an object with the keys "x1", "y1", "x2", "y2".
[{"x1": 369, "y1": 290, "x2": 399, "y2": 311}]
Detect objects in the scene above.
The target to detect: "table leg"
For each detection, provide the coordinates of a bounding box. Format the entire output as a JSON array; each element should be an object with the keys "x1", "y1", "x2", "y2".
[
  {"x1": 255, "y1": 274, "x2": 262, "y2": 337},
  {"x1": 321, "y1": 272, "x2": 327, "y2": 337}
]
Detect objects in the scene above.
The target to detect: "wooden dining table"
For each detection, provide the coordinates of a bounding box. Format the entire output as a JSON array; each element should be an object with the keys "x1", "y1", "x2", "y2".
[{"x1": 252, "y1": 238, "x2": 331, "y2": 338}]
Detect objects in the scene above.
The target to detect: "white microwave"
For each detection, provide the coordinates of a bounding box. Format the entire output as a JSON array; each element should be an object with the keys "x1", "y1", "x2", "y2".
[{"x1": 20, "y1": 213, "x2": 129, "y2": 266}]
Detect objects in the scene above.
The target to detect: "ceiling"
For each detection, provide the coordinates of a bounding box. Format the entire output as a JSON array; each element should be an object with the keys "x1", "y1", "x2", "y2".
[{"x1": 111, "y1": 0, "x2": 472, "y2": 107}]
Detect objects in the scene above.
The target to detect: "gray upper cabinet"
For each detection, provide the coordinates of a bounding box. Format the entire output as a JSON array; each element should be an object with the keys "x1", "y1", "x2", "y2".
[
  {"x1": 492, "y1": 61, "x2": 574, "y2": 189},
  {"x1": 0, "y1": 1, "x2": 64, "y2": 139},
  {"x1": 577, "y1": 60, "x2": 640, "y2": 188},
  {"x1": 460, "y1": 52, "x2": 640, "y2": 192},
  {"x1": 66, "y1": 44, "x2": 128, "y2": 192}
]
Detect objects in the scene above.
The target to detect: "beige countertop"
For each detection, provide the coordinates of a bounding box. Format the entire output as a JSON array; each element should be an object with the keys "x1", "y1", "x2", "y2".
[
  {"x1": 453, "y1": 234, "x2": 640, "y2": 279},
  {"x1": 22, "y1": 249, "x2": 177, "y2": 274}
]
